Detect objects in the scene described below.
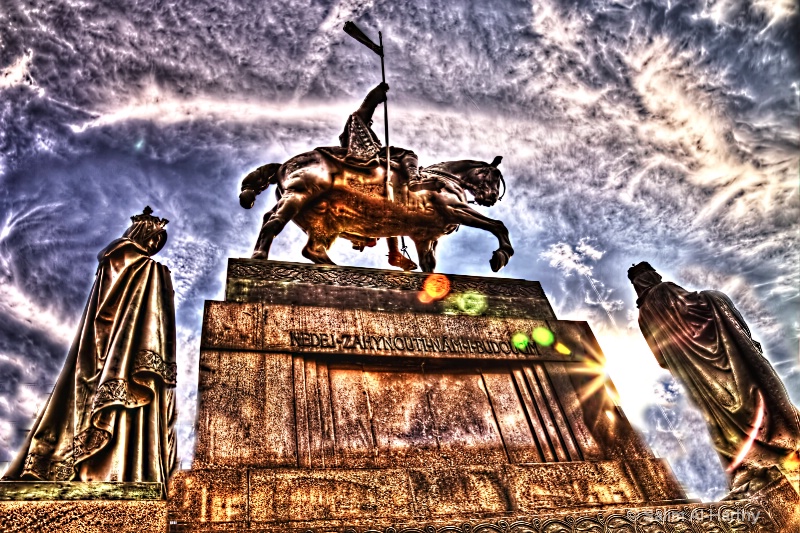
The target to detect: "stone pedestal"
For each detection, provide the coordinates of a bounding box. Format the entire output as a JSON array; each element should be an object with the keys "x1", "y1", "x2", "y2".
[
  {"x1": 0, "y1": 481, "x2": 167, "y2": 533},
  {"x1": 169, "y1": 260, "x2": 799, "y2": 532}
]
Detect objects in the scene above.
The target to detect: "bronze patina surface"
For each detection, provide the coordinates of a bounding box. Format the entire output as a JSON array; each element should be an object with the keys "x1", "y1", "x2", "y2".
[
  {"x1": 1, "y1": 499, "x2": 167, "y2": 533},
  {"x1": 239, "y1": 86, "x2": 512, "y2": 274},
  {"x1": 630, "y1": 262, "x2": 800, "y2": 499},
  {"x1": 0, "y1": 479, "x2": 167, "y2": 532},
  {"x1": 2, "y1": 207, "x2": 177, "y2": 484},
  {"x1": 0, "y1": 208, "x2": 175, "y2": 533}
]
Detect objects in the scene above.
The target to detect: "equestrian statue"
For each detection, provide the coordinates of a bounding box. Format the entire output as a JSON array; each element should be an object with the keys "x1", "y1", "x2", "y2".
[{"x1": 239, "y1": 21, "x2": 513, "y2": 273}]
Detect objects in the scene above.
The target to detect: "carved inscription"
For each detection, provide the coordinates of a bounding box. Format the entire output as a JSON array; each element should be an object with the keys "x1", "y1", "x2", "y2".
[
  {"x1": 203, "y1": 303, "x2": 588, "y2": 361},
  {"x1": 289, "y1": 331, "x2": 534, "y2": 356}
]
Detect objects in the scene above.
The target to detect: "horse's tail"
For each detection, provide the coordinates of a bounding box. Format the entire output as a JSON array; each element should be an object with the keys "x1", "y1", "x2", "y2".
[{"x1": 239, "y1": 163, "x2": 282, "y2": 209}]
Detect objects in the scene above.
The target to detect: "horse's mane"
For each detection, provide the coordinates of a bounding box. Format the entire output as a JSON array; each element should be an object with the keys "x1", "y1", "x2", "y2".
[{"x1": 425, "y1": 159, "x2": 490, "y2": 174}]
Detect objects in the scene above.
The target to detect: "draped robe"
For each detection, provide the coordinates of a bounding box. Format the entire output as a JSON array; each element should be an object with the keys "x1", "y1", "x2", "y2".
[
  {"x1": 637, "y1": 282, "x2": 800, "y2": 479},
  {"x1": 4, "y1": 238, "x2": 177, "y2": 483}
]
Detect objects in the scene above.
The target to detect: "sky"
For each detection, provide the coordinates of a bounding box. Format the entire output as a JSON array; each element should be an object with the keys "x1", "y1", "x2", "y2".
[{"x1": 0, "y1": 0, "x2": 798, "y2": 502}]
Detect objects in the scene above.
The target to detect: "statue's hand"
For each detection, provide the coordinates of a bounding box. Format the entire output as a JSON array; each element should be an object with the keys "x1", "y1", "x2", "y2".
[{"x1": 370, "y1": 82, "x2": 389, "y2": 103}]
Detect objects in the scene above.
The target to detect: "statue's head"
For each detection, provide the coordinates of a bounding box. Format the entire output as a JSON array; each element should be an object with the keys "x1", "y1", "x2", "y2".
[
  {"x1": 468, "y1": 156, "x2": 505, "y2": 207},
  {"x1": 124, "y1": 206, "x2": 169, "y2": 256},
  {"x1": 628, "y1": 261, "x2": 662, "y2": 297}
]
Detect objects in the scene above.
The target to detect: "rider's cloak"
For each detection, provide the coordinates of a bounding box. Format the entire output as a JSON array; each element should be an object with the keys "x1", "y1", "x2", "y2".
[
  {"x1": 317, "y1": 113, "x2": 413, "y2": 171},
  {"x1": 637, "y1": 281, "x2": 800, "y2": 481},
  {"x1": 4, "y1": 236, "x2": 177, "y2": 483}
]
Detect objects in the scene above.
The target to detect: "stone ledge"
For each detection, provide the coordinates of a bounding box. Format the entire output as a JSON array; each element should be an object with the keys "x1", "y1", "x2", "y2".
[
  {"x1": 169, "y1": 459, "x2": 687, "y2": 526},
  {"x1": 0, "y1": 499, "x2": 168, "y2": 533},
  {"x1": 166, "y1": 498, "x2": 787, "y2": 533},
  {"x1": 225, "y1": 260, "x2": 556, "y2": 320},
  {"x1": 167, "y1": 475, "x2": 798, "y2": 532},
  {"x1": 0, "y1": 480, "x2": 164, "y2": 500}
]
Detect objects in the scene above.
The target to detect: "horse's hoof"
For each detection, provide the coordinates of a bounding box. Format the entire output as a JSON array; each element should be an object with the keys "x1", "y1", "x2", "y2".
[
  {"x1": 240, "y1": 189, "x2": 256, "y2": 209},
  {"x1": 490, "y1": 250, "x2": 509, "y2": 272},
  {"x1": 389, "y1": 251, "x2": 418, "y2": 271},
  {"x1": 252, "y1": 251, "x2": 268, "y2": 260}
]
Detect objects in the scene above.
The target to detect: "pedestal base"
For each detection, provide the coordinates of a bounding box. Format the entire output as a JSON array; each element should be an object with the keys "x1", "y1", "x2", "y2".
[{"x1": 0, "y1": 481, "x2": 167, "y2": 533}]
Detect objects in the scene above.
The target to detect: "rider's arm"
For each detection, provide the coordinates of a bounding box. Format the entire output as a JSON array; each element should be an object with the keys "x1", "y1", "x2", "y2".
[{"x1": 355, "y1": 82, "x2": 388, "y2": 124}]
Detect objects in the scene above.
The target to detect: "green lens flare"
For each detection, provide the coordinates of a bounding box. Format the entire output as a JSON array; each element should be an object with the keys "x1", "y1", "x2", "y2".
[
  {"x1": 457, "y1": 291, "x2": 488, "y2": 316},
  {"x1": 512, "y1": 332, "x2": 529, "y2": 350},
  {"x1": 532, "y1": 327, "x2": 555, "y2": 346}
]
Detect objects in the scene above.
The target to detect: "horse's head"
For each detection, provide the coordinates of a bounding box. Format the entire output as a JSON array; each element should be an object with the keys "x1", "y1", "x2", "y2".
[{"x1": 464, "y1": 156, "x2": 505, "y2": 207}]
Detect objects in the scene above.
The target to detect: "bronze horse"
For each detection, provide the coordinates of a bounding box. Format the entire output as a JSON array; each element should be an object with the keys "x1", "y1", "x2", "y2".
[{"x1": 239, "y1": 149, "x2": 513, "y2": 273}]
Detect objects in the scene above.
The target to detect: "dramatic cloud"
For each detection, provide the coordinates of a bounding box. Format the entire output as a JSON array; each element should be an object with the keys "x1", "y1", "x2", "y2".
[{"x1": 1, "y1": 0, "x2": 797, "y2": 502}]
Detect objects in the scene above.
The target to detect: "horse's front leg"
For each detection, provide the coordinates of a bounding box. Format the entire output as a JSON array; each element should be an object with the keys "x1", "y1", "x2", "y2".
[{"x1": 447, "y1": 206, "x2": 514, "y2": 272}]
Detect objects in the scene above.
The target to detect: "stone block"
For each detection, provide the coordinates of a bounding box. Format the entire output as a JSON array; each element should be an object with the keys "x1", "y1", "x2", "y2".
[
  {"x1": 0, "y1": 499, "x2": 167, "y2": 533},
  {"x1": 408, "y1": 466, "x2": 511, "y2": 517},
  {"x1": 168, "y1": 468, "x2": 247, "y2": 526},
  {"x1": 0, "y1": 481, "x2": 166, "y2": 533},
  {"x1": 194, "y1": 350, "x2": 296, "y2": 467},
  {"x1": 504, "y1": 461, "x2": 654, "y2": 511},
  {"x1": 202, "y1": 301, "x2": 596, "y2": 363},
  {"x1": 248, "y1": 468, "x2": 415, "y2": 524}
]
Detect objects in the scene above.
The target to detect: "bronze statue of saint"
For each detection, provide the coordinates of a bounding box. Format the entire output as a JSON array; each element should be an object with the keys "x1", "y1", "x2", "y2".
[
  {"x1": 3, "y1": 207, "x2": 177, "y2": 483},
  {"x1": 335, "y1": 82, "x2": 420, "y2": 270},
  {"x1": 239, "y1": 89, "x2": 513, "y2": 274},
  {"x1": 629, "y1": 262, "x2": 800, "y2": 498}
]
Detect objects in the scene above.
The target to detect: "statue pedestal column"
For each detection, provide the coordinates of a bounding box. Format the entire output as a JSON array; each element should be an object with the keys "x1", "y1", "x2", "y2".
[{"x1": 169, "y1": 259, "x2": 798, "y2": 532}]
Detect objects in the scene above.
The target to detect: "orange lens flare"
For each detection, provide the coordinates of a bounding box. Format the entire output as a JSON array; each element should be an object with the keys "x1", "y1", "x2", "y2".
[
  {"x1": 421, "y1": 274, "x2": 451, "y2": 301},
  {"x1": 727, "y1": 391, "x2": 765, "y2": 472},
  {"x1": 418, "y1": 291, "x2": 433, "y2": 303}
]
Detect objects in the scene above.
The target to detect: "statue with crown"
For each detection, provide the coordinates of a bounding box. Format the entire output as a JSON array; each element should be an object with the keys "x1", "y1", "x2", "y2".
[{"x1": 3, "y1": 207, "x2": 177, "y2": 484}]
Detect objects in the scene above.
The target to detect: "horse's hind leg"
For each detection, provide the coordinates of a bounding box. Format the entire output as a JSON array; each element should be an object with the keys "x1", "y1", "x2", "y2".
[
  {"x1": 302, "y1": 233, "x2": 337, "y2": 265},
  {"x1": 252, "y1": 205, "x2": 277, "y2": 259},
  {"x1": 253, "y1": 190, "x2": 312, "y2": 259},
  {"x1": 413, "y1": 239, "x2": 438, "y2": 273}
]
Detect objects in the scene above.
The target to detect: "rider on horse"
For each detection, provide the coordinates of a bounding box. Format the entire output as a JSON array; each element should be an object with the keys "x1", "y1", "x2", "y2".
[{"x1": 333, "y1": 82, "x2": 427, "y2": 271}]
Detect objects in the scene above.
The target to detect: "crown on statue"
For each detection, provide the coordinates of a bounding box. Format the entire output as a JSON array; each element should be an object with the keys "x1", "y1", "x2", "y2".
[
  {"x1": 627, "y1": 261, "x2": 657, "y2": 281},
  {"x1": 131, "y1": 206, "x2": 168, "y2": 228}
]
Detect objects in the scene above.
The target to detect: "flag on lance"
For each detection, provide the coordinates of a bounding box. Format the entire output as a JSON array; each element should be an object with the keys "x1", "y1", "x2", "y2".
[{"x1": 343, "y1": 21, "x2": 383, "y2": 56}]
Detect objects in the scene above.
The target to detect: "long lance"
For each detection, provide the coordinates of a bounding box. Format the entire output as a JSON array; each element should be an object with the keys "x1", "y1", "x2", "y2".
[
  {"x1": 378, "y1": 30, "x2": 390, "y2": 199},
  {"x1": 343, "y1": 21, "x2": 392, "y2": 199}
]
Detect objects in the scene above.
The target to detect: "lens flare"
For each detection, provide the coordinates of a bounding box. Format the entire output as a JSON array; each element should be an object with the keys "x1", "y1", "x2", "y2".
[
  {"x1": 457, "y1": 291, "x2": 488, "y2": 315},
  {"x1": 512, "y1": 332, "x2": 530, "y2": 350},
  {"x1": 532, "y1": 327, "x2": 555, "y2": 346},
  {"x1": 727, "y1": 391, "x2": 765, "y2": 472},
  {"x1": 423, "y1": 274, "x2": 451, "y2": 300}
]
